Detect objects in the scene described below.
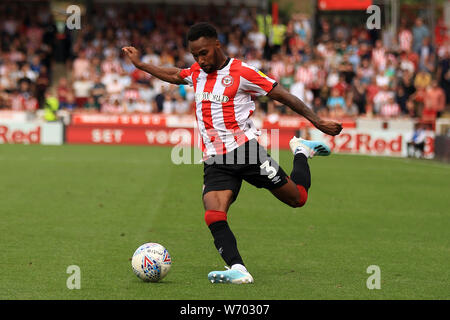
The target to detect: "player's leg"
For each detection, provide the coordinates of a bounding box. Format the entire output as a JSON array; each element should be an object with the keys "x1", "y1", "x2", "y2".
[
  {"x1": 273, "y1": 136, "x2": 331, "y2": 207},
  {"x1": 270, "y1": 176, "x2": 308, "y2": 208},
  {"x1": 203, "y1": 190, "x2": 246, "y2": 269},
  {"x1": 268, "y1": 136, "x2": 330, "y2": 208},
  {"x1": 202, "y1": 162, "x2": 253, "y2": 284}
]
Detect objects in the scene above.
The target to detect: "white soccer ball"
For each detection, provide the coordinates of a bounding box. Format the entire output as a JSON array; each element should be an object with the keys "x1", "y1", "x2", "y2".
[{"x1": 131, "y1": 243, "x2": 172, "y2": 282}]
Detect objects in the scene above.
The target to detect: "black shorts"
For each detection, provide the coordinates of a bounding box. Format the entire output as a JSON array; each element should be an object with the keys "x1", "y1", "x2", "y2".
[{"x1": 202, "y1": 139, "x2": 289, "y2": 201}]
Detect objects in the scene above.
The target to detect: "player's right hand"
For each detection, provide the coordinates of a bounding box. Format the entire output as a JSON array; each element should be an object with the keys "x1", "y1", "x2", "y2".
[
  {"x1": 317, "y1": 120, "x2": 343, "y2": 136},
  {"x1": 122, "y1": 46, "x2": 141, "y2": 67}
]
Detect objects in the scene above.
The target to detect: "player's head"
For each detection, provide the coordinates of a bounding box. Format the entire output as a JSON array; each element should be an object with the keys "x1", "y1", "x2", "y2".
[{"x1": 187, "y1": 22, "x2": 224, "y2": 74}]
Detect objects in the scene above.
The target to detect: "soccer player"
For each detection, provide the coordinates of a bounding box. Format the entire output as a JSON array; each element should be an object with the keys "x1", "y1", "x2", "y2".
[{"x1": 122, "y1": 22, "x2": 342, "y2": 284}]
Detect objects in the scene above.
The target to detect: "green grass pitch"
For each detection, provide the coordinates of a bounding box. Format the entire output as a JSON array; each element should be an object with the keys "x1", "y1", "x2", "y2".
[{"x1": 0, "y1": 144, "x2": 449, "y2": 299}]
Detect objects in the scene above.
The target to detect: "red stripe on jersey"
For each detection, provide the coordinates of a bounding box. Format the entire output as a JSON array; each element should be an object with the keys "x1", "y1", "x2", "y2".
[
  {"x1": 180, "y1": 63, "x2": 201, "y2": 81},
  {"x1": 202, "y1": 71, "x2": 227, "y2": 154},
  {"x1": 191, "y1": 64, "x2": 204, "y2": 152},
  {"x1": 222, "y1": 59, "x2": 248, "y2": 145},
  {"x1": 194, "y1": 110, "x2": 206, "y2": 153},
  {"x1": 191, "y1": 64, "x2": 201, "y2": 90},
  {"x1": 179, "y1": 68, "x2": 190, "y2": 79},
  {"x1": 240, "y1": 65, "x2": 274, "y2": 93}
]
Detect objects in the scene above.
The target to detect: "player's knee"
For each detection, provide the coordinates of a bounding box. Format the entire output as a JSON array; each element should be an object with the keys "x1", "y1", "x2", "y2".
[
  {"x1": 204, "y1": 210, "x2": 227, "y2": 226},
  {"x1": 292, "y1": 185, "x2": 308, "y2": 208}
]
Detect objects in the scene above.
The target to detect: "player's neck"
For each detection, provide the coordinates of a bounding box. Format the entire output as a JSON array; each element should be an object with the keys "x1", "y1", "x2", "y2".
[{"x1": 217, "y1": 55, "x2": 230, "y2": 70}]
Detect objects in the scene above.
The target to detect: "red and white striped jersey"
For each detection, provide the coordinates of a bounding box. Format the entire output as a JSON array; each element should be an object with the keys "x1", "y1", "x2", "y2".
[
  {"x1": 123, "y1": 88, "x2": 140, "y2": 101},
  {"x1": 380, "y1": 103, "x2": 401, "y2": 118},
  {"x1": 372, "y1": 48, "x2": 386, "y2": 70},
  {"x1": 295, "y1": 65, "x2": 313, "y2": 87},
  {"x1": 179, "y1": 58, "x2": 277, "y2": 157},
  {"x1": 398, "y1": 29, "x2": 413, "y2": 52}
]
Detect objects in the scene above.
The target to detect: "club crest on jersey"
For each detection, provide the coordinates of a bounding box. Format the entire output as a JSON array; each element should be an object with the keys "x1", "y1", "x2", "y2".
[{"x1": 221, "y1": 75, "x2": 234, "y2": 87}]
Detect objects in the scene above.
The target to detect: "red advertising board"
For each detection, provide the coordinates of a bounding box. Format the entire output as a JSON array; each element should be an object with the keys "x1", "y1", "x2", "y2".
[
  {"x1": 66, "y1": 113, "x2": 434, "y2": 158},
  {"x1": 66, "y1": 125, "x2": 195, "y2": 146},
  {"x1": 310, "y1": 129, "x2": 435, "y2": 158},
  {"x1": 71, "y1": 113, "x2": 167, "y2": 127},
  {"x1": 262, "y1": 116, "x2": 356, "y2": 130},
  {"x1": 318, "y1": 0, "x2": 372, "y2": 11},
  {"x1": 0, "y1": 123, "x2": 41, "y2": 144}
]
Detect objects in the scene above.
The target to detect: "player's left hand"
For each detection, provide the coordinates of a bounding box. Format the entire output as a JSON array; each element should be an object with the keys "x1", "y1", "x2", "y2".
[{"x1": 317, "y1": 120, "x2": 343, "y2": 136}]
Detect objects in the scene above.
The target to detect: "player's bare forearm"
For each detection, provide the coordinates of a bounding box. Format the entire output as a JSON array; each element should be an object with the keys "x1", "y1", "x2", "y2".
[
  {"x1": 137, "y1": 62, "x2": 186, "y2": 84},
  {"x1": 122, "y1": 46, "x2": 186, "y2": 85},
  {"x1": 268, "y1": 84, "x2": 342, "y2": 136}
]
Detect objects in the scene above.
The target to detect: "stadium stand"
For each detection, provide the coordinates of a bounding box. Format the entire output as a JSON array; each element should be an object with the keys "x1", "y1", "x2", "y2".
[{"x1": 0, "y1": 0, "x2": 449, "y2": 128}]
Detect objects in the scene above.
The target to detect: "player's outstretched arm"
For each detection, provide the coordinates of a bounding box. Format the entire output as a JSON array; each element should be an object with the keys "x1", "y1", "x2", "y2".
[
  {"x1": 267, "y1": 84, "x2": 343, "y2": 136},
  {"x1": 122, "y1": 46, "x2": 187, "y2": 85}
]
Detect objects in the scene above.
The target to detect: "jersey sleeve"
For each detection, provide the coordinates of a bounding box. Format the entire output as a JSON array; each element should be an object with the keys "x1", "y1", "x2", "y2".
[
  {"x1": 179, "y1": 63, "x2": 200, "y2": 87},
  {"x1": 239, "y1": 62, "x2": 277, "y2": 96}
]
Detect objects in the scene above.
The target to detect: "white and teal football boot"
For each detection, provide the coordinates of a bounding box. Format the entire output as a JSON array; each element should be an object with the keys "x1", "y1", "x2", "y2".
[
  {"x1": 289, "y1": 136, "x2": 331, "y2": 158},
  {"x1": 208, "y1": 265, "x2": 254, "y2": 284}
]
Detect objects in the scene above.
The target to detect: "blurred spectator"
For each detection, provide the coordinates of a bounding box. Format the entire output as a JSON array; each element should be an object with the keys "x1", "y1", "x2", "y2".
[
  {"x1": 106, "y1": 78, "x2": 124, "y2": 99},
  {"x1": 350, "y1": 77, "x2": 366, "y2": 115},
  {"x1": 395, "y1": 85, "x2": 409, "y2": 114},
  {"x1": 437, "y1": 49, "x2": 450, "y2": 104},
  {"x1": 344, "y1": 92, "x2": 358, "y2": 116},
  {"x1": 380, "y1": 96, "x2": 401, "y2": 118},
  {"x1": 327, "y1": 87, "x2": 346, "y2": 116},
  {"x1": 72, "y1": 51, "x2": 91, "y2": 80},
  {"x1": 0, "y1": 1, "x2": 447, "y2": 121},
  {"x1": 57, "y1": 78, "x2": 70, "y2": 109},
  {"x1": 73, "y1": 75, "x2": 94, "y2": 108},
  {"x1": 248, "y1": 22, "x2": 266, "y2": 52},
  {"x1": 43, "y1": 88, "x2": 59, "y2": 121},
  {"x1": 357, "y1": 58, "x2": 375, "y2": 84},
  {"x1": 35, "y1": 65, "x2": 50, "y2": 105},
  {"x1": 375, "y1": 68, "x2": 390, "y2": 87},
  {"x1": 373, "y1": 85, "x2": 394, "y2": 114},
  {"x1": 102, "y1": 97, "x2": 126, "y2": 114},
  {"x1": 419, "y1": 37, "x2": 434, "y2": 72},
  {"x1": 18, "y1": 63, "x2": 38, "y2": 82},
  {"x1": 366, "y1": 77, "x2": 380, "y2": 106},
  {"x1": 399, "y1": 69, "x2": 416, "y2": 99},
  {"x1": 83, "y1": 96, "x2": 99, "y2": 112},
  {"x1": 312, "y1": 96, "x2": 328, "y2": 117},
  {"x1": 90, "y1": 74, "x2": 107, "y2": 110},
  {"x1": 289, "y1": 79, "x2": 306, "y2": 102},
  {"x1": 424, "y1": 80, "x2": 446, "y2": 117},
  {"x1": 407, "y1": 123, "x2": 426, "y2": 158},
  {"x1": 130, "y1": 98, "x2": 153, "y2": 113},
  {"x1": 398, "y1": 18, "x2": 413, "y2": 52},
  {"x1": 414, "y1": 69, "x2": 432, "y2": 90},
  {"x1": 64, "y1": 92, "x2": 77, "y2": 111},
  {"x1": 412, "y1": 17, "x2": 430, "y2": 54}
]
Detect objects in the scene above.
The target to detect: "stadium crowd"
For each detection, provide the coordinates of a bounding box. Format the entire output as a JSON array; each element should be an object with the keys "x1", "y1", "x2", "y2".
[{"x1": 0, "y1": 1, "x2": 449, "y2": 124}]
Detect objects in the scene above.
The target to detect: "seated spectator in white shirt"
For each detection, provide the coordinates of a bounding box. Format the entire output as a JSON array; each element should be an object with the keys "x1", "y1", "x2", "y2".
[{"x1": 73, "y1": 75, "x2": 94, "y2": 108}]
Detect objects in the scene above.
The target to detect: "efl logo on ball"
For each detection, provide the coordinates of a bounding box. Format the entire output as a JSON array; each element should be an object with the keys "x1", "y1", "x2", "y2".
[{"x1": 131, "y1": 243, "x2": 172, "y2": 282}]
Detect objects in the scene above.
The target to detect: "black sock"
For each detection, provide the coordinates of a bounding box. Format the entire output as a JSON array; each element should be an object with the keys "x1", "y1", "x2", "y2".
[
  {"x1": 290, "y1": 153, "x2": 311, "y2": 190},
  {"x1": 208, "y1": 220, "x2": 245, "y2": 267}
]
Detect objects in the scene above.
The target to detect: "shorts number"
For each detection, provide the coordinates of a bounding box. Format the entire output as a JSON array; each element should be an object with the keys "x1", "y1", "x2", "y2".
[{"x1": 260, "y1": 160, "x2": 277, "y2": 179}]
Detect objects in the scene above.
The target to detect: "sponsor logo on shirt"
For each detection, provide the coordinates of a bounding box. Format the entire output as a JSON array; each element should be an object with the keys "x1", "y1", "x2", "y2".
[{"x1": 195, "y1": 92, "x2": 230, "y2": 103}]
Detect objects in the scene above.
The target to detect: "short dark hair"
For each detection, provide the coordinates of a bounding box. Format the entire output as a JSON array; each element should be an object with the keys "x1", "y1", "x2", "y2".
[{"x1": 187, "y1": 22, "x2": 218, "y2": 42}]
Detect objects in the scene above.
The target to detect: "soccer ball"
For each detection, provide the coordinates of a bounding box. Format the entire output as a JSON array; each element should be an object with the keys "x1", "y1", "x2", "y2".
[{"x1": 131, "y1": 243, "x2": 172, "y2": 282}]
